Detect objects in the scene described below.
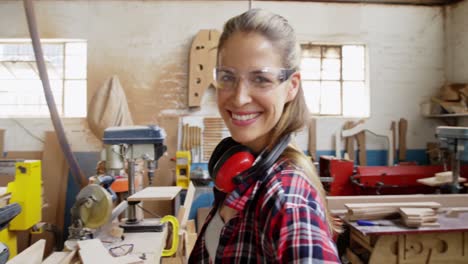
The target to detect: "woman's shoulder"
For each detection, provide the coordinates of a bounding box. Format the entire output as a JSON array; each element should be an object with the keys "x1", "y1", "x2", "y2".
[{"x1": 263, "y1": 158, "x2": 322, "y2": 205}]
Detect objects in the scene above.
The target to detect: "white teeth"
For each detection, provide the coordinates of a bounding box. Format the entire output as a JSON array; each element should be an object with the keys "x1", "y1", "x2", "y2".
[{"x1": 232, "y1": 113, "x2": 258, "y2": 121}]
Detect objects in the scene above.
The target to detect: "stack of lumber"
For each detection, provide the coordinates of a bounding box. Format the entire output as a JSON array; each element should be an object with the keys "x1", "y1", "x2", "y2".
[
  {"x1": 399, "y1": 207, "x2": 439, "y2": 227},
  {"x1": 345, "y1": 202, "x2": 441, "y2": 221},
  {"x1": 417, "y1": 171, "x2": 466, "y2": 186}
]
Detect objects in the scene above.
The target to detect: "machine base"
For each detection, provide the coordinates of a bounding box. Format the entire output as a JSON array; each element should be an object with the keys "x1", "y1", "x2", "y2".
[{"x1": 120, "y1": 218, "x2": 164, "y2": 233}]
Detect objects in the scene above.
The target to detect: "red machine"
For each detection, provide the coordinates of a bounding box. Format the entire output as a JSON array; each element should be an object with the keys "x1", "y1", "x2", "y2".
[{"x1": 319, "y1": 156, "x2": 468, "y2": 196}]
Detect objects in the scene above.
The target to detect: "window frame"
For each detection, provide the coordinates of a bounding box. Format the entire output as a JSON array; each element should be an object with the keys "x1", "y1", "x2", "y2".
[
  {"x1": 300, "y1": 43, "x2": 369, "y2": 118},
  {"x1": 0, "y1": 38, "x2": 87, "y2": 118}
]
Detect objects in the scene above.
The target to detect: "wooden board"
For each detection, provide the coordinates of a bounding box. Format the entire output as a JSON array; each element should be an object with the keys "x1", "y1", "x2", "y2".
[
  {"x1": 188, "y1": 29, "x2": 220, "y2": 107},
  {"x1": 344, "y1": 121, "x2": 355, "y2": 161},
  {"x1": 8, "y1": 239, "x2": 45, "y2": 264},
  {"x1": 78, "y1": 239, "x2": 143, "y2": 264},
  {"x1": 0, "y1": 129, "x2": 4, "y2": 156},
  {"x1": 356, "y1": 131, "x2": 366, "y2": 166},
  {"x1": 180, "y1": 182, "x2": 195, "y2": 229},
  {"x1": 33, "y1": 132, "x2": 69, "y2": 256},
  {"x1": 127, "y1": 186, "x2": 182, "y2": 202},
  {"x1": 417, "y1": 176, "x2": 467, "y2": 186},
  {"x1": 390, "y1": 121, "x2": 396, "y2": 160},
  {"x1": 122, "y1": 231, "x2": 168, "y2": 263},
  {"x1": 328, "y1": 194, "x2": 468, "y2": 212},
  {"x1": 398, "y1": 118, "x2": 408, "y2": 162},
  {"x1": 345, "y1": 202, "x2": 441, "y2": 209},
  {"x1": 308, "y1": 118, "x2": 317, "y2": 162},
  {"x1": 41, "y1": 251, "x2": 70, "y2": 264}
]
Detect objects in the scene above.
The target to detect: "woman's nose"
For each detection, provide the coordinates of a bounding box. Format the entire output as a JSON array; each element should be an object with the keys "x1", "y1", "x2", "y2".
[{"x1": 232, "y1": 78, "x2": 252, "y2": 106}]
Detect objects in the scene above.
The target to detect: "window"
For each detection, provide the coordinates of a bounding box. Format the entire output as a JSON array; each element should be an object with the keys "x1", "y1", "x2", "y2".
[
  {"x1": 0, "y1": 39, "x2": 87, "y2": 117},
  {"x1": 300, "y1": 44, "x2": 369, "y2": 117}
]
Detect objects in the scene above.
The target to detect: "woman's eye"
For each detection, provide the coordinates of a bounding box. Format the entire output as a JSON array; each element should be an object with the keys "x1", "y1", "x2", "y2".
[
  {"x1": 253, "y1": 75, "x2": 273, "y2": 84},
  {"x1": 220, "y1": 74, "x2": 236, "y2": 82}
]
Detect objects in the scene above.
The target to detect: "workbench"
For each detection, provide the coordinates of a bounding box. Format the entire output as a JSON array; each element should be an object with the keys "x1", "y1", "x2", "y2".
[{"x1": 345, "y1": 212, "x2": 468, "y2": 263}]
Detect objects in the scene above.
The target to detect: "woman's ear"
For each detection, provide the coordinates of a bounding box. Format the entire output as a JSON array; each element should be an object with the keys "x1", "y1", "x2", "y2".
[{"x1": 286, "y1": 71, "x2": 301, "y2": 102}]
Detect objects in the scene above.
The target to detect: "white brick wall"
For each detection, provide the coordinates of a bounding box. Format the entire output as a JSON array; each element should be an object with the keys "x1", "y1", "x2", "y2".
[
  {"x1": 0, "y1": 1, "x2": 449, "y2": 152},
  {"x1": 446, "y1": 0, "x2": 468, "y2": 83}
]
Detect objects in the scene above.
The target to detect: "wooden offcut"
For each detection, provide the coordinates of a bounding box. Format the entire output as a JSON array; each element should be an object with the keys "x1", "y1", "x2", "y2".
[
  {"x1": 398, "y1": 118, "x2": 408, "y2": 162},
  {"x1": 0, "y1": 129, "x2": 4, "y2": 156},
  {"x1": 328, "y1": 194, "x2": 468, "y2": 212},
  {"x1": 308, "y1": 118, "x2": 317, "y2": 162},
  {"x1": 399, "y1": 207, "x2": 439, "y2": 227},
  {"x1": 8, "y1": 239, "x2": 45, "y2": 264},
  {"x1": 188, "y1": 29, "x2": 220, "y2": 107},
  {"x1": 345, "y1": 202, "x2": 441, "y2": 220},
  {"x1": 344, "y1": 121, "x2": 355, "y2": 161},
  {"x1": 127, "y1": 186, "x2": 182, "y2": 202}
]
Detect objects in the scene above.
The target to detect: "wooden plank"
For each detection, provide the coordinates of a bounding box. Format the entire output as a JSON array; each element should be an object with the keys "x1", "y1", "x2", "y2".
[
  {"x1": 356, "y1": 131, "x2": 366, "y2": 165},
  {"x1": 0, "y1": 129, "x2": 4, "y2": 156},
  {"x1": 308, "y1": 118, "x2": 317, "y2": 162},
  {"x1": 128, "y1": 186, "x2": 182, "y2": 202},
  {"x1": 344, "y1": 122, "x2": 355, "y2": 161},
  {"x1": 180, "y1": 182, "x2": 195, "y2": 229},
  {"x1": 398, "y1": 118, "x2": 408, "y2": 162},
  {"x1": 78, "y1": 239, "x2": 115, "y2": 263},
  {"x1": 8, "y1": 239, "x2": 45, "y2": 264},
  {"x1": 327, "y1": 194, "x2": 468, "y2": 211},
  {"x1": 445, "y1": 207, "x2": 468, "y2": 217},
  {"x1": 390, "y1": 121, "x2": 397, "y2": 161},
  {"x1": 78, "y1": 240, "x2": 142, "y2": 263},
  {"x1": 58, "y1": 250, "x2": 77, "y2": 264},
  {"x1": 122, "y1": 230, "x2": 168, "y2": 263},
  {"x1": 186, "y1": 220, "x2": 196, "y2": 234},
  {"x1": 5, "y1": 151, "x2": 42, "y2": 160},
  {"x1": 417, "y1": 176, "x2": 466, "y2": 186},
  {"x1": 41, "y1": 251, "x2": 69, "y2": 264},
  {"x1": 35, "y1": 132, "x2": 69, "y2": 256},
  {"x1": 345, "y1": 202, "x2": 441, "y2": 209}
]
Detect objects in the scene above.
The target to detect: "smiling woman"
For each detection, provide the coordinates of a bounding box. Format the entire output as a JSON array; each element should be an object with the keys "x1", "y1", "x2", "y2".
[{"x1": 189, "y1": 8, "x2": 341, "y2": 264}]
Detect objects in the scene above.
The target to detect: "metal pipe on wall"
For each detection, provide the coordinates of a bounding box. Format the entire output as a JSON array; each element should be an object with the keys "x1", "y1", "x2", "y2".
[{"x1": 23, "y1": 0, "x2": 87, "y2": 188}]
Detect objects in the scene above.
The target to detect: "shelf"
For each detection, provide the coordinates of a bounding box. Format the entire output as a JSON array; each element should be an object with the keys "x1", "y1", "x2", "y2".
[
  {"x1": 424, "y1": 113, "x2": 468, "y2": 126},
  {"x1": 425, "y1": 113, "x2": 468, "y2": 118}
]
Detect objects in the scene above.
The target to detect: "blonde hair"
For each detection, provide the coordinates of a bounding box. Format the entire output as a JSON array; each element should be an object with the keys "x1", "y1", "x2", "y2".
[{"x1": 218, "y1": 9, "x2": 340, "y2": 234}]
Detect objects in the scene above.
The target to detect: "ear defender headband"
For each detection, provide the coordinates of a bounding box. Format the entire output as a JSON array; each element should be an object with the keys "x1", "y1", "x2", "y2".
[{"x1": 208, "y1": 134, "x2": 291, "y2": 193}]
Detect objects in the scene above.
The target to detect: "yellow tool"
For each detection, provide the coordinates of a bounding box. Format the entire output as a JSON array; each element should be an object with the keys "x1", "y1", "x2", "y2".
[
  {"x1": 160, "y1": 215, "x2": 179, "y2": 257},
  {"x1": 176, "y1": 151, "x2": 191, "y2": 189},
  {"x1": 0, "y1": 160, "x2": 42, "y2": 260}
]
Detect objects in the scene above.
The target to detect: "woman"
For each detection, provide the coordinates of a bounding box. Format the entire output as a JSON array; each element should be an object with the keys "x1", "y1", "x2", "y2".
[{"x1": 189, "y1": 8, "x2": 341, "y2": 263}]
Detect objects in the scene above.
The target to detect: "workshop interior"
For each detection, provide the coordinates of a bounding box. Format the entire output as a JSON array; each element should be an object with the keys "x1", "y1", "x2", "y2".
[{"x1": 0, "y1": 0, "x2": 468, "y2": 263}]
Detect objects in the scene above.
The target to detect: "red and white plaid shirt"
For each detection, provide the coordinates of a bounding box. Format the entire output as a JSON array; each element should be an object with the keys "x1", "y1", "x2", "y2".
[{"x1": 188, "y1": 158, "x2": 340, "y2": 263}]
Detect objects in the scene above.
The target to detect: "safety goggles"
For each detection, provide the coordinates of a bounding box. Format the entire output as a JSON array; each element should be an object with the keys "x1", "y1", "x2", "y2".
[{"x1": 213, "y1": 66, "x2": 295, "y2": 92}]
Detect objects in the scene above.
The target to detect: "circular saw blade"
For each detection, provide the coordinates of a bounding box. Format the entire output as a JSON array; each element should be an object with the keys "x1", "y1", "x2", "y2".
[{"x1": 76, "y1": 184, "x2": 112, "y2": 229}]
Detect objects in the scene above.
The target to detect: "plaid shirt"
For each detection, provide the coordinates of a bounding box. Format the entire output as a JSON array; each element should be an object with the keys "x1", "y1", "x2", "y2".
[{"x1": 188, "y1": 158, "x2": 340, "y2": 263}]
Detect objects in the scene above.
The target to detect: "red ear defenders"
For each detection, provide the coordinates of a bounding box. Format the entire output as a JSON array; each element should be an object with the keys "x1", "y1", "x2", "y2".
[{"x1": 208, "y1": 134, "x2": 291, "y2": 193}]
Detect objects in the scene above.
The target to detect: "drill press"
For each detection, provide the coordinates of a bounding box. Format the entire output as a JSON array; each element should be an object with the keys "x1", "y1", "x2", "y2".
[
  {"x1": 436, "y1": 126, "x2": 468, "y2": 193},
  {"x1": 103, "y1": 125, "x2": 167, "y2": 231}
]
